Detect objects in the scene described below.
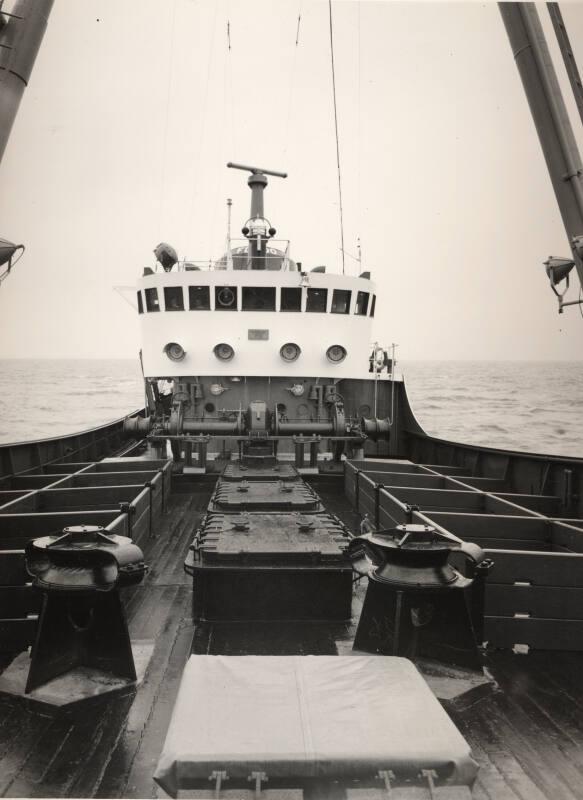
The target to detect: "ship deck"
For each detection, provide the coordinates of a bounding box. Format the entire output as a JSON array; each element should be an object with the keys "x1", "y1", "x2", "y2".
[{"x1": 1, "y1": 476, "x2": 583, "y2": 799}]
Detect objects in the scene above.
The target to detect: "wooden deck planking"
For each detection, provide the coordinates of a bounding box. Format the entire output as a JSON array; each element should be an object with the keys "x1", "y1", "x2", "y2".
[
  {"x1": 0, "y1": 478, "x2": 212, "y2": 799},
  {"x1": 94, "y1": 590, "x2": 193, "y2": 799},
  {"x1": 4, "y1": 474, "x2": 583, "y2": 797},
  {"x1": 0, "y1": 707, "x2": 54, "y2": 796},
  {"x1": 450, "y1": 652, "x2": 583, "y2": 800}
]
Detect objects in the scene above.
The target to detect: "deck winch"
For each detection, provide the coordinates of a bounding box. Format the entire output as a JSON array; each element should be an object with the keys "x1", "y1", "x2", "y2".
[
  {"x1": 349, "y1": 523, "x2": 492, "y2": 669},
  {"x1": 24, "y1": 525, "x2": 147, "y2": 693}
]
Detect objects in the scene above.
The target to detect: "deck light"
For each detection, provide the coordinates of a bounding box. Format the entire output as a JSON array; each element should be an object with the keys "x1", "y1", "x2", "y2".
[
  {"x1": 214, "y1": 343, "x2": 235, "y2": 361},
  {"x1": 326, "y1": 345, "x2": 347, "y2": 363},
  {"x1": 163, "y1": 342, "x2": 186, "y2": 361},
  {"x1": 545, "y1": 256, "x2": 574, "y2": 287},
  {"x1": 544, "y1": 256, "x2": 577, "y2": 312},
  {"x1": 154, "y1": 242, "x2": 178, "y2": 272},
  {"x1": 280, "y1": 343, "x2": 301, "y2": 362}
]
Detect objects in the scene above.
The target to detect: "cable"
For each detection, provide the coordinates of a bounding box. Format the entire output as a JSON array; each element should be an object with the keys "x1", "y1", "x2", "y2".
[
  {"x1": 328, "y1": 0, "x2": 346, "y2": 276},
  {"x1": 282, "y1": 4, "x2": 303, "y2": 161},
  {"x1": 186, "y1": 1, "x2": 218, "y2": 246},
  {"x1": 226, "y1": 15, "x2": 237, "y2": 158},
  {"x1": 157, "y1": 0, "x2": 178, "y2": 237},
  {"x1": 357, "y1": 0, "x2": 361, "y2": 275}
]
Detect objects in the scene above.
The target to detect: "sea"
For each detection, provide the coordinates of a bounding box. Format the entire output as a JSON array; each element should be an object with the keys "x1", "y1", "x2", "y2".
[{"x1": 0, "y1": 358, "x2": 582, "y2": 458}]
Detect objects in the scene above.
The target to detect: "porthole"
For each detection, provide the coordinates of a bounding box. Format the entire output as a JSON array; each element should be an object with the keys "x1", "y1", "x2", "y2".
[
  {"x1": 204, "y1": 402, "x2": 215, "y2": 413},
  {"x1": 326, "y1": 344, "x2": 347, "y2": 363},
  {"x1": 163, "y1": 342, "x2": 186, "y2": 361},
  {"x1": 214, "y1": 342, "x2": 235, "y2": 361},
  {"x1": 280, "y1": 342, "x2": 301, "y2": 362}
]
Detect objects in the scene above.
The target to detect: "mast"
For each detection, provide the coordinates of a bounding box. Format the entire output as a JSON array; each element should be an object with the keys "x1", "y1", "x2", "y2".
[
  {"x1": 0, "y1": 0, "x2": 54, "y2": 163},
  {"x1": 499, "y1": 3, "x2": 583, "y2": 294},
  {"x1": 227, "y1": 162, "x2": 287, "y2": 269}
]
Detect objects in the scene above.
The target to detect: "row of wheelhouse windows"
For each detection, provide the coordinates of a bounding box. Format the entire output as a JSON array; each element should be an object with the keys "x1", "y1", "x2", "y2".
[{"x1": 137, "y1": 285, "x2": 376, "y2": 316}]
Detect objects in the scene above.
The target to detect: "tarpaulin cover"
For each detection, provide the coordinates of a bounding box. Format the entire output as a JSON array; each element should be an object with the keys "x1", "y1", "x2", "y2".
[{"x1": 154, "y1": 655, "x2": 478, "y2": 797}]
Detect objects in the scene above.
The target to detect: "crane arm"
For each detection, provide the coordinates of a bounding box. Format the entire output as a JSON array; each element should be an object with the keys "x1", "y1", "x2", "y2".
[
  {"x1": 499, "y1": 2, "x2": 583, "y2": 292},
  {"x1": 0, "y1": 0, "x2": 54, "y2": 165}
]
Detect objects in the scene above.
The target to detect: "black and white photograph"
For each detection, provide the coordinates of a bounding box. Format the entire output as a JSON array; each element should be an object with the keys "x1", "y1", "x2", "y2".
[{"x1": 1, "y1": 1, "x2": 583, "y2": 798}]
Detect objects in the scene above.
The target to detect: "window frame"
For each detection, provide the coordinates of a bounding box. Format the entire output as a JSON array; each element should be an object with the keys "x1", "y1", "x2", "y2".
[
  {"x1": 145, "y1": 287, "x2": 160, "y2": 312},
  {"x1": 280, "y1": 287, "x2": 302, "y2": 312},
  {"x1": 242, "y1": 286, "x2": 276, "y2": 312},
  {"x1": 164, "y1": 286, "x2": 185, "y2": 312},
  {"x1": 188, "y1": 285, "x2": 211, "y2": 310},
  {"x1": 355, "y1": 290, "x2": 370, "y2": 316},
  {"x1": 331, "y1": 289, "x2": 351, "y2": 315},
  {"x1": 306, "y1": 287, "x2": 328, "y2": 313}
]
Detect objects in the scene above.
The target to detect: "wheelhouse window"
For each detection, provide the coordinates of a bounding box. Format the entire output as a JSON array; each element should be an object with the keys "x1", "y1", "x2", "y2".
[
  {"x1": 215, "y1": 285, "x2": 238, "y2": 310},
  {"x1": 370, "y1": 294, "x2": 376, "y2": 317},
  {"x1": 189, "y1": 286, "x2": 210, "y2": 310},
  {"x1": 306, "y1": 288, "x2": 328, "y2": 312},
  {"x1": 242, "y1": 287, "x2": 276, "y2": 311},
  {"x1": 280, "y1": 287, "x2": 301, "y2": 311},
  {"x1": 137, "y1": 292, "x2": 143, "y2": 314},
  {"x1": 355, "y1": 291, "x2": 369, "y2": 316},
  {"x1": 331, "y1": 289, "x2": 351, "y2": 314},
  {"x1": 145, "y1": 287, "x2": 160, "y2": 312},
  {"x1": 164, "y1": 286, "x2": 184, "y2": 311}
]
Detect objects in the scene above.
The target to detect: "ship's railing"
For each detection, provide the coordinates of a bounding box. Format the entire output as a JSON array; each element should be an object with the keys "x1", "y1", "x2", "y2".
[{"x1": 146, "y1": 240, "x2": 297, "y2": 274}]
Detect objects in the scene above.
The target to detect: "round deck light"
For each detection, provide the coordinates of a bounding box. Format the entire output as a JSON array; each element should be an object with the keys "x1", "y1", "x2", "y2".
[
  {"x1": 326, "y1": 344, "x2": 347, "y2": 364},
  {"x1": 163, "y1": 342, "x2": 186, "y2": 361},
  {"x1": 214, "y1": 343, "x2": 235, "y2": 361},
  {"x1": 280, "y1": 342, "x2": 301, "y2": 362}
]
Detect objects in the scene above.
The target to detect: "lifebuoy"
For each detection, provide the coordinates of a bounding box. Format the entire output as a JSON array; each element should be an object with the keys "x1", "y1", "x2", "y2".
[{"x1": 217, "y1": 287, "x2": 235, "y2": 307}]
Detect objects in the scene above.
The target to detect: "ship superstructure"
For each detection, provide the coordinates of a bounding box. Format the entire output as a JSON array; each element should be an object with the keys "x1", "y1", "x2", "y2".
[{"x1": 127, "y1": 162, "x2": 393, "y2": 467}]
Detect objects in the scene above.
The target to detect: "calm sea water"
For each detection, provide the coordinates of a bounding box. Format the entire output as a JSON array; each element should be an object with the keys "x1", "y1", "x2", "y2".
[{"x1": 0, "y1": 359, "x2": 582, "y2": 458}]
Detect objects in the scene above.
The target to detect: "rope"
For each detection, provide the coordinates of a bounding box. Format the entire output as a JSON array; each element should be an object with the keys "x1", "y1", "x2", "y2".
[{"x1": 328, "y1": 0, "x2": 346, "y2": 275}]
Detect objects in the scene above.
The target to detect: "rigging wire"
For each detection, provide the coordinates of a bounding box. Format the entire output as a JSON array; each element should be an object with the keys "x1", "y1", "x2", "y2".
[
  {"x1": 209, "y1": 10, "x2": 231, "y2": 260},
  {"x1": 226, "y1": 15, "x2": 237, "y2": 158},
  {"x1": 157, "y1": 0, "x2": 178, "y2": 237},
  {"x1": 328, "y1": 0, "x2": 346, "y2": 276},
  {"x1": 357, "y1": 0, "x2": 362, "y2": 274},
  {"x1": 186, "y1": 0, "x2": 218, "y2": 248},
  {"x1": 282, "y1": 4, "x2": 303, "y2": 161}
]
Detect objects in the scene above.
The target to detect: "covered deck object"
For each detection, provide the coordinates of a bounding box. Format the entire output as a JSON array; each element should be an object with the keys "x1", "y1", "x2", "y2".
[
  {"x1": 154, "y1": 654, "x2": 478, "y2": 797},
  {"x1": 186, "y1": 512, "x2": 352, "y2": 620}
]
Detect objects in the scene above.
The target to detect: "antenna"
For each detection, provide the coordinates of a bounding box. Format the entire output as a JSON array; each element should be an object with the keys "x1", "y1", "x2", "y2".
[
  {"x1": 226, "y1": 162, "x2": 287, "y2": 220},
  {"x1": 226, "y1": 198, "x2": 233, "y2": 270},
  {"x1": 227, "y1": 198, "x2": 233, "y2": 244},
  {"x1": 227, "y1": 162, "x2": 287, "y2": 178}
]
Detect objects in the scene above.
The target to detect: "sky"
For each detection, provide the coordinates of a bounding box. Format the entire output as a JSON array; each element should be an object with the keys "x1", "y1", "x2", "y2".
[{"x1": 1, "y1": 0, "x2": 583, "y2": 361}]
